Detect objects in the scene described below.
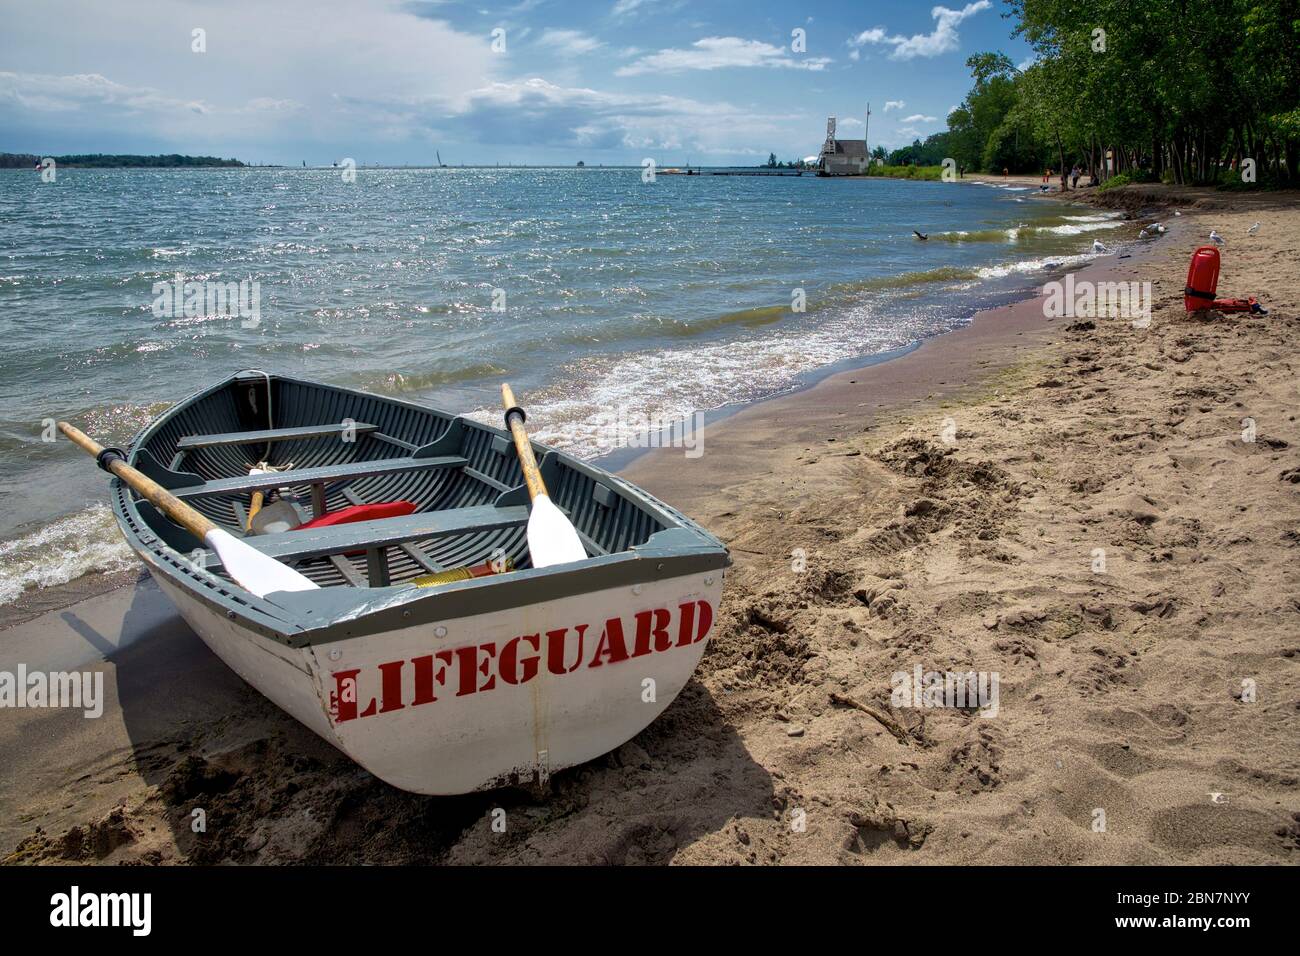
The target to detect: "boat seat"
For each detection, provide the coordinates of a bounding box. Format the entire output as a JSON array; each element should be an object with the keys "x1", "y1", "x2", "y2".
[
  {"x1": 201, "y1": 504, "x2": 531, "y2": 567},
  {"x1": 171, "y1": 455, "x2": 469, "y2": 499},
  {"x1": 175, "y1": 422, "x2": 379, "y2": 451}
]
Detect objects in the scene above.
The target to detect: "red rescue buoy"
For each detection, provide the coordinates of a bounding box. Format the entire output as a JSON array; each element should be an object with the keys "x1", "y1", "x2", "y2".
[
  {"x1": 1184, "y1": 246, "x2": 1220, "y2": 311},
  {"x1": 1184, "y1": 246, "x2": 1266, "y2": 314}
]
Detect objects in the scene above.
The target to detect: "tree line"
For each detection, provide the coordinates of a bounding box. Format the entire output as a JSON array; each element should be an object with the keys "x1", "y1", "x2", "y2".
[
  {"x1": 0, "y1": 153, "x2": 245, "y2": 168},
  {"x1": 889, "y1": 0, "x2": 1298, "y2": 188}
]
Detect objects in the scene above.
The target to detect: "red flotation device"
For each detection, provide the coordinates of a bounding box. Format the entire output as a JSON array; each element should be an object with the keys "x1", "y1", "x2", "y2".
[
  {"x1": 1184, "y1": 246, "x2": 1266, "y2": 314},
  {"x1": 292, "y1": 500, "x2": 418, "y2": 557},
  {"x1": 294, "y1": 500, "x2": 417, "y2": 530}
]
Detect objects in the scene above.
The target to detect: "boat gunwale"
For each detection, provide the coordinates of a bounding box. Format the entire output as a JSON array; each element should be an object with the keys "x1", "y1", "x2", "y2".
[{"x1": 110, "y1": 370, "x2": 729, "y2": 646}]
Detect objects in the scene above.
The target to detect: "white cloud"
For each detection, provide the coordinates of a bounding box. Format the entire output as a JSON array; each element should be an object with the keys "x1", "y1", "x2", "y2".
[
  {"x1": 438, "y1": 76, "x2": 798, "y2": 154},
  {"x1": 537, "y1": 29, "x2": 605, "y2": 55},
  {"x1": 849, "y1": 2, "x2": 991, "y2": 61},
  {"x1": 0, "y1": 72, "x2": 210, "y2": 116},
  {"x1": 617, "y1": 36, "x2": 831, "y2": 76},
  {"x1": 0, "y1": 0, "x2": 499, "y2": 153},
  {"x1": 883, "y1": 100, "x2": 905, "y2": 112},
  {"x1": 1016, "y1": 56, "x2": 1037, "y2": 71},
  {"x1": 611, "y1": 0, "x2": 654, "y2": 17},
  {"x1": 897, "y1": 126, "x2": 922, "y2": 140},
  {"x1": 243, "y1": 97, "x2": 306, "y2": 114},
  {"x1": 850, "y1": 27, "x2": 889, "y2": 46},
  {"x1": 901, "y1": 113, "x2": 937, "y2": 123}
]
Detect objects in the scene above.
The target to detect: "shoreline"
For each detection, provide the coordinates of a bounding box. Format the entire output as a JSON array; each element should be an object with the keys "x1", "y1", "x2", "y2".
[
  {"x1": 0, "y1": 247, "x2": 1113, "y2": 860},
  {"x1": 4, "y1": 186, "x2": 1296, "y2": 865},
  {"x1": 0, "y1": 193, "x2": 1141, "y2": 632},
  {"x1": 620, "y1": 236, "x2": 1160, "y2": 509}
]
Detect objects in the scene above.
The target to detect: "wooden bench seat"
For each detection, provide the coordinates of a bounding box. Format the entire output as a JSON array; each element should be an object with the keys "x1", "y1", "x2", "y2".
[
  {"x1": 172, "y1": 455, "x2": 468, "y2": 499},
  {"x1": 203, "y1": 504, "x2": 531, "y2": 567},
  {"x1": 176, "y1": 422, "x2": 378, "y2": 451}
]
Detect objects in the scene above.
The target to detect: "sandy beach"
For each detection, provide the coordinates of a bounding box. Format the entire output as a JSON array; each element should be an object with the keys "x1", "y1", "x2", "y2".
[{"x1": 2, "y1": 184, "x2": 1297, "y2": 865}]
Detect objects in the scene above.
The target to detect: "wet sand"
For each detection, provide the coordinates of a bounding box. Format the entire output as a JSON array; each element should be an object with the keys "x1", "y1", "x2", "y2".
[{"x1": 3, "y1": 186, "x2": 1298, "y2": 864}]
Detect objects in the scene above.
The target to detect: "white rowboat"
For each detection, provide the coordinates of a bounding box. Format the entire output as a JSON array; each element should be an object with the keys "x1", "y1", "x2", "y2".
[{"x1": 99, "y1": 372, "x2": 729, "y2": 794}]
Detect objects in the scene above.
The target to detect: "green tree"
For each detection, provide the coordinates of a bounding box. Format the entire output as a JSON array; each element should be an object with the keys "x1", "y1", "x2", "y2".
[{"x1": 1009, "y1": 0, "x2": 1298, "y2": 185}]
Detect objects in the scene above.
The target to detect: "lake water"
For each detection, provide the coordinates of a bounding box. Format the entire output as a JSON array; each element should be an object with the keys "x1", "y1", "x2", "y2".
[{"x1": 0, "y1": 166, "x2": 1129, "y2": 603}]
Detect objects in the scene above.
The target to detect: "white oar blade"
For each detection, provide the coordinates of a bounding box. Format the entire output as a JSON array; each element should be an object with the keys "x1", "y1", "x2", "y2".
[
  {"x1": 526, "y1": 494, "x2": 587, "y2": 568},
  {"x1": 205, "y1": 528, "x2": 319, "y2": 598}
]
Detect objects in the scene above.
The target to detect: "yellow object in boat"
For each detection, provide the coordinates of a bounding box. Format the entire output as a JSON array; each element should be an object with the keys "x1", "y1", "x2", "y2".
[{"x1": 413, "y1": 556, "x2": 513, "y2": 588}]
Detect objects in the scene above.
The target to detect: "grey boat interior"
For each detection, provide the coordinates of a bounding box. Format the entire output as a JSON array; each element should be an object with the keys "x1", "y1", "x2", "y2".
[{"x1": 118, "y1": 371, "x2": 712, "y2": 593}]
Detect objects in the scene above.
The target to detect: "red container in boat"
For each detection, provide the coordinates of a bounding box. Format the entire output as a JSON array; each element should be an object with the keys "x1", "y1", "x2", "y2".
[{"x1": 295, "y1": 500, "x2": 417, "y2": 530}]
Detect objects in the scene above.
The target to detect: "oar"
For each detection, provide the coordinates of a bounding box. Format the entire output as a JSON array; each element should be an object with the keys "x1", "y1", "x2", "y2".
[
  {"x1": 57, "y1": 422, "x2": 319, "y2": 599},
  {"x1": 501, "y1": 385, "x2": 587, "y2": 568}
]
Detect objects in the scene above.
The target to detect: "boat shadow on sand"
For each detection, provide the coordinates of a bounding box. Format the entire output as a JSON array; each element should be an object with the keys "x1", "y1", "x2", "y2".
[{"x1": 22, "y1": 578, "x2": 774, "y2": 865}]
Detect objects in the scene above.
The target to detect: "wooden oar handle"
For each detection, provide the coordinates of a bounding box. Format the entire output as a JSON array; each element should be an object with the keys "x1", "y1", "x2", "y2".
[
  {"x1": 500, "y1": 384, "x2": 548, "y2": 502},
  {"x1": 58, "y1": 422, "x2": 217, "y2": 543}
]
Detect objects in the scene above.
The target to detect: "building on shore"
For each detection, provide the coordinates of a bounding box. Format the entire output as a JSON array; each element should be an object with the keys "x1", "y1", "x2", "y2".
[{"x1": 817, "y1": 116, "x2": 870, "y2": 176}]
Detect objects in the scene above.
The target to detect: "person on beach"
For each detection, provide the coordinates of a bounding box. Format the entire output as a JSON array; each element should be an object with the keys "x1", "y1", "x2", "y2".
[
  {"x1": 1003, "y1": 167, "x2": 1009, "y2": 177},
  {"x1": 1043, "y1": 167, "x2": 1052, "y2": 183},
  {"x1": 1071, "y1": 165, "x2": 1081, "y2": 189}
]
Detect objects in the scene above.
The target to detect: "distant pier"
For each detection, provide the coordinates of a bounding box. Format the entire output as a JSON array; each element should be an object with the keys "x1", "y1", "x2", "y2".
[{"x1": 660, "y1": 168, "x2": 809, "y2": 177}]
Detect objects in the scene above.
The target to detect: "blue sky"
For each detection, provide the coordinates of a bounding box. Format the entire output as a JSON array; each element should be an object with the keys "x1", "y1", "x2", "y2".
[{"x1": 0, "y1": 0, "x2": 1033, "y2": 165}]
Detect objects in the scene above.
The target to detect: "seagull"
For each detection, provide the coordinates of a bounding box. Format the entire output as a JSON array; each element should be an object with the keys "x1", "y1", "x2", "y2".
[
  {"x1": 913, "y1": 230, "x2": 928, "y2": 240},
  {"x1": 1209, "y1": 230, "x2": 1225, "y2": 245},
  {"x1": 1092, "y1": 239, "x2": 1107, "y2": 253},
  {"x1": 1247, "y1": 221, "x2": 1261, "y2": 236}
]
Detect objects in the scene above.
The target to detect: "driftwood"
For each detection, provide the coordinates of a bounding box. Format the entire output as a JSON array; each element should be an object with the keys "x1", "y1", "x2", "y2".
[{"x1": 829, "y1": 692, "x2": 913, "y2": 744}]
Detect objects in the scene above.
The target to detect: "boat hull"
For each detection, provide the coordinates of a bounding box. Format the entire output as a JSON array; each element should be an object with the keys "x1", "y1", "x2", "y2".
[
  {"x1": 155, "y1": 570, "x2": 722, "y2": 794},
  {"x1": 112, "y1": 372, "x2": 731, "y2": 795}
]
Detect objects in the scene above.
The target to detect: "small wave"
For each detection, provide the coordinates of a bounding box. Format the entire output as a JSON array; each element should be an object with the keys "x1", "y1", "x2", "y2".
[
  {"x1": 551, "y1": 268, "x2": 985, "y2": 348},
  {"x1": 931, "y1": 228, "x2": 1017, "y2": 243},
  {"x1": 944, "y1": 217, "x2": 1123, "y2": 240},
  {"x1": 975, "y1": 252, "x2": 1096, "y2": 279},
  {"x1": 342, "y1": 363, "x2": 510, "y2": 395},
  {"x1": 844, "y1": 266, "x2": 980, "y2": 292},
  {"x1": 1037, "y1": 221, "x2": 1124, "y2": 235},
  {"x1": 656, "y1": 303, "x2": 788, "y2": 337},
  {"x1": 462, "y1": 297, "x2": 957, "y2": 460},
  {"x1": 0, "y1": 504, "x2": 136, "y2": 606}
]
